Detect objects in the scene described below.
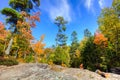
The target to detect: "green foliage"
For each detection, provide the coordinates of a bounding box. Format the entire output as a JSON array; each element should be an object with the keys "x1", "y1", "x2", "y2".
[
  {"x1": 98, "y1": 2, "x2": 120, "y2": 69},
  {"x1": 79, "y1": 36, "x2": 109, "y2": 71},
  {"x1": 0, "y1": 42, "x2": 5, "y2": 56},
  {"x1": 25, "y1": 53, "x2": 35, "y2": 63},
  {"x1": 80, "y1": 36, "x2": 97, "y2": 71},
  {"x1": 1, "y1": 0, "x2": 120, "y2": 73},
  {"x1": 112, "y1": 0, "x2": 120, "y2": 16},
  {"x1": 1, "y1": 8, "x2": 20, "y2": 18},
  {"x1": 84, "y1": 29, "x2": 92, "y2": 37},
  {"x1": 0, "y1": 0, "x2": 40, "y2": 58},
  {"x1": 98, "y1": 8, "x2": 120, "y2": 49},
  {"x1": 50, "y1": 46, "x2": 70, "y2": 67},
  {"x1": 69, "y1": 31, "x2": 81, "y2": 68},
  {"x1": 55, "y1": 16, "x2": 68, "y2": 46},
  {"x1": 71, "y1": 31, "x2": 78, "y2": 43},
  {"x1": 0, "y1": 57, "x2": 18, "y2": 66},
  {"x1": 70, "y1": 49, "x2": 81, "y2": 68},
  {"x1": 70, "y1": 31, "x2": 79, "y2": 54},
  {"x1": 55, "y1": 16, "x2": 67, "y2": 26},
  {"x1": 1, "y1": 8, "x2": 22, "y2": 25},
  {"x1": 9, "y1": 0, "x2": 40, "y2": 12}
]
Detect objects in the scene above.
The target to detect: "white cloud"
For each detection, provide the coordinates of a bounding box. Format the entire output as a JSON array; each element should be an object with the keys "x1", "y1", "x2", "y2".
[
  {"x1": 85, "y1": 0, "x2": 92, "y2": 10},
  {"x1": 98, "y1": 0, "x2": 105, "y2": 9},
  {"x1": 41, "y1": 0, "x2": 72, "y2": 22},
  {"x1": 98, "y1": 0, "x2": 112, "y2": 9},
  {"x1": 85, "y1": 0, "x2": 94, "y2": 11}
]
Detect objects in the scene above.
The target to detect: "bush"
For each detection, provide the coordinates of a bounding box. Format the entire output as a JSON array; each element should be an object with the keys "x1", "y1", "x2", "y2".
[
  {"x1": 52, "y1": 46, "x2": 70, "y2": 67},
  {"x1": 0, "y1": 57, "x2": 18, "y2": 66},
  {"x1": 25, "y1": 53, "x2": 35, "y2": 63}
]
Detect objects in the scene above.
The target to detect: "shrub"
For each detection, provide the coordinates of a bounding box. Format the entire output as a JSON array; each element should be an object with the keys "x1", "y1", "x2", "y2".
[
  {"x1": 53, "y1": 46, "x2": 70, "y2": 67},
  {"x1": 0, "y1": 57, "x2": 18, "y2": 66},
  {"x1": 25, "y1": 53, "x2": 35, "y2": 63}
]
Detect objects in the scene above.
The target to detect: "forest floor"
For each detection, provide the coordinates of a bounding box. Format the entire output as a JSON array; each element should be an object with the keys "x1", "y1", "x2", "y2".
[{"x1": 0, "y1": 63, "x2": 120, "y2": 80}]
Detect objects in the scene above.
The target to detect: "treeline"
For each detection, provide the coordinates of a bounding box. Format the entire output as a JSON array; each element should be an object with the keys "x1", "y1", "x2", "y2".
[{"x1": 0, "y1": 0, "x2": 120, "y2": 72}]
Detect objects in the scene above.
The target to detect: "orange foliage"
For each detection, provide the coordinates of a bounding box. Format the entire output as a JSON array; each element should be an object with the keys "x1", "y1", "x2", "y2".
[
  {"x1": 33, "y1": 35, "x2": 46, "y2": 55},
  {"x1": 20, "y1": 11, "x2": 28, "y2": 17},
  {"x1": 0, "y1": 22, "x2": 7, "y2": 40},
  {"x1": 16, "y1": 20, "x2": 30, "y2": 29},
  {"x1": 20, "y1": 28, "x2": 33, "y2": 40},
  {"x1": 16, "y1": 11, "x2": 40, "y2": 41},
  {"x1": 94, "y1": 31, "x2": 108, "y2": 47},
  {"x1": 20, "y1": 11, "x2": 40, "y2": 27},
  {"x1": 16, "y1": 21, "x2": 33, "y2": 40}
]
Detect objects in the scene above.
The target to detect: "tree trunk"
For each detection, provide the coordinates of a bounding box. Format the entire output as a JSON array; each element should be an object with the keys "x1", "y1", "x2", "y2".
[
  {"x1": 5, "y1": 37, "x2": 13, "y2": 55},
  {"x1": 14, "y1": 48, "x2": 19, "y2": 58}
]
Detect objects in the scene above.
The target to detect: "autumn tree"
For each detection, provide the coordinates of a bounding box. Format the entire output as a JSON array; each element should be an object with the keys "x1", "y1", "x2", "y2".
[
  {"x1": 55, "y1": 16, "x2": 68, "y2": 47},
  {"x1": 98, "y1": 0, "x2": 120, "y2": 67},
  {"x1": 112, "y1": 0, "x2": 120, "y2": 16},
  {"x1": 0, "y1": 22, "x2": 8, "y2": 56},
  {"x1": 1, "y1": 0, "x2": 40, "y2": 57},
  {"x1": 94, "y1": 31, "x2": 108, "y2": 48},
  {"x1": 93, "y1": 31, "x2": 109, "y2": 71},
  {"x1": 32, "y1": 35, "x2": 45, "y2": 63},
  {"x1": 0, "y1": 22, "x2": 8, "y2": 41},
  {"x1": 80, "y1": 36, "x2": 99, "y2": 71},
  {"x1": 78, "y1": 30, "x2": 104, "y2": 71}
]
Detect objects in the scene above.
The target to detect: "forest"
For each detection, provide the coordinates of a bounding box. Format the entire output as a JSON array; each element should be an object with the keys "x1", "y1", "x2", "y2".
[{"x1": 0, "y1": 0, "x2": 120, "y2": 72}]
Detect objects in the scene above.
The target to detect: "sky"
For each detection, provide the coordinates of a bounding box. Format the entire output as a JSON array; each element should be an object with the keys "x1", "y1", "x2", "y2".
[{"x1": 0, "y1": 0, "x2": 113, "y2": 47}]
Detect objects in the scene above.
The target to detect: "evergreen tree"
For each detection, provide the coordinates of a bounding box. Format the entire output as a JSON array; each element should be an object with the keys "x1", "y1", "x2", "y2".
[
  {"x1": 84, "y1": 28, "x2": 92, "y2": 38},
  {"x1": 70, "y1": 31, "x2": 79, "y2": 54},
  {"x1": 55, "y1": 16, "x2": 68, "y2": 47},
  {"x1": 70, "y1": 31, "x2": 81, "y2": 68}
]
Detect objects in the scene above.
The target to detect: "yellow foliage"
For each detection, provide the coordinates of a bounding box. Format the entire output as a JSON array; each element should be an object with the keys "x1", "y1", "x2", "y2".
[
  {"x1": 37, "y1": 57, "x2": 41, "y2": 62},
  {"x1": 75, "y1": 49, "x2": 80, "y2": 58},
  {"x1": 61, "y1": 63, "x2": 67, "y2": 67},
  {"x1": 4, "y1": 55, "x2": 9, "y2": 59},
  {"x1": 17, "y1": 58, "x2": 25, "y2": 63},
  {"x1": 48, "y1": 60, "x2": 54, "y2": 65}
]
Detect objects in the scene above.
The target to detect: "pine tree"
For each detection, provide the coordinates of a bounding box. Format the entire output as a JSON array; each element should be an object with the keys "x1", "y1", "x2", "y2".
[{"x1": 55, "y1": 16, "x2": 68, "y2": 47}]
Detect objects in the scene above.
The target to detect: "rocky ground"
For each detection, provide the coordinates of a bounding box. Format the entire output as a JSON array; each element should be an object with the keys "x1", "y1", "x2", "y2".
[{"x1": 0, "y1": 63, "x2": 120, "y2": 80}]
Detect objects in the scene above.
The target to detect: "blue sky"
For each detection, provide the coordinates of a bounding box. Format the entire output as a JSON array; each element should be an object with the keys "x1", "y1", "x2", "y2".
[{"x1": 0, "y1": 0, "x2": 113, "y2": 47}]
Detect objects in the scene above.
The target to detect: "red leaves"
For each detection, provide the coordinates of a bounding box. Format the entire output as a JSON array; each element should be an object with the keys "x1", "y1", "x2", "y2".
[
  {"x1": 20, "y1": 11, "x2": 40, "y2": 27},
  {"x1": 29, "y1": 12, "x2": 40, "y2": 27},
  {"x1": 16, "y1": 20, "x2": 33, "y2": 40},
  {"x1": 94, "y1": 31, "x2": 108, "y2": 48},
  {"x1": 16, "y1": 11, "x2": 40, "y2": 40},
  {"x1": 29, "y1": 12, "x2": 40, "y2": 21}
]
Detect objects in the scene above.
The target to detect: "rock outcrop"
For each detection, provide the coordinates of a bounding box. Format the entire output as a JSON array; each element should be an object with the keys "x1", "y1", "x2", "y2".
[{"x1": 0, "y1": 63, "x2": 120, "y2": 80}]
